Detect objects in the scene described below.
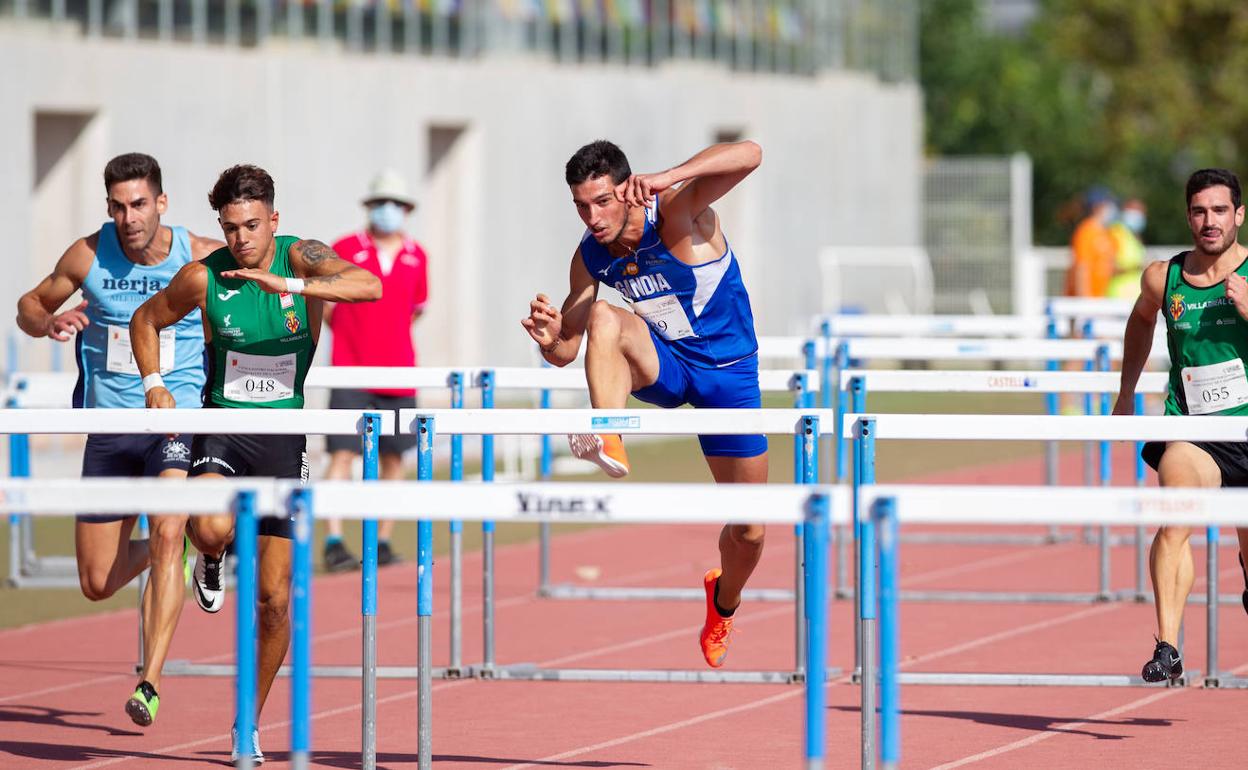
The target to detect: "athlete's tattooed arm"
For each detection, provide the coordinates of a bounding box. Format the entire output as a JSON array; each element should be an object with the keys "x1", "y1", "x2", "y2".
[{"x1": 287, "y1": 239, "x2": 382, "y2": 303}]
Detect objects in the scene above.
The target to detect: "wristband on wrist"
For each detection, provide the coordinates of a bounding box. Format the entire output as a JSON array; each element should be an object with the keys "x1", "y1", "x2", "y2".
[
  {"x1": 285, "y1": 277, "x2": 306, "y2": 294},
  {"x1": 541, "y1": 339, "x2": 560, "y2": 355},
  {"x1": 142, "y1": 372, "x2": 165, "y2": 393}
]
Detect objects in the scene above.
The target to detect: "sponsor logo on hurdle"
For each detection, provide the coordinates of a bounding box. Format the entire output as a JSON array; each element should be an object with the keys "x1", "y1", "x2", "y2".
[
  {"x1": 1123, "y1": 498, "x2": 1205, "y2": 516},
  {"x1": 591, "y1": 415, "x2": 641, "y2": 431},
  {"x1": 516, "y1": 492, "x2": 612, "y2": 519},
  {"x1": 986, "y1": 375, "x2": 1035, "y2": 389}
]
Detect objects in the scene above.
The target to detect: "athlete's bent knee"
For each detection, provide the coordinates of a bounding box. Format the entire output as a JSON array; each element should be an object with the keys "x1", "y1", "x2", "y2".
[
  {"x1": 78, "y1": 570, "x2": 115, "y2": 602},
  {"x1": 258, "y1": 593, "x2": 290, "y2": 632},
  {"x1": 586, "y1": 300, "x2": 622, "y2": 339},
  {"x1": 728, "y1": 523, "x2": 766, "y2": 548},
  {"x1": 1155, "y1": 526, "x2": 1192, "y2": 548}
]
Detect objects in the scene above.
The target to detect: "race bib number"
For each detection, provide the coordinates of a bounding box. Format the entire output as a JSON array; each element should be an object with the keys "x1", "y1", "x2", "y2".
[
  {"x1": 633, "y1": 294, "x2": 696, "y2": 341},
  {"x1": 1181, "y1": 359, "x2": 1248, "y2": 415},
  {"x1": 223, "y1": 351, "x2": 297, "y2": 403},
  {"x1": 106, "y1": 325, "x2": 175, "y2": 375}
]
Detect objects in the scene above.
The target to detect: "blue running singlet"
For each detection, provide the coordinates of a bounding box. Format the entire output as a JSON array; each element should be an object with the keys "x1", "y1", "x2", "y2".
[
  {"x1": 578, "y1": 199, "x2": 759, "y2": 369},
  {"x1": 74, "y1": 222, "x2": 206, "y2": 409}
]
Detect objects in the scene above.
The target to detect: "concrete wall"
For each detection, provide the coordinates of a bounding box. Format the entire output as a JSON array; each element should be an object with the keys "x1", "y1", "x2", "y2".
[{"x1": 1, "y1": 27, "x2": 922, "y2": 370}]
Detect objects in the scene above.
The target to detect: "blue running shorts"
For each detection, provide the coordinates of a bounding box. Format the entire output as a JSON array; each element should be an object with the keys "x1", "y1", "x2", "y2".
[{"x1": 631, "y1": 330, "x2": 768, "y2": 458}]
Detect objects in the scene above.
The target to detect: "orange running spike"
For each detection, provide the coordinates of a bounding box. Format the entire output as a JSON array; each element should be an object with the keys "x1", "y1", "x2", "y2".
[
  {"x1": 567, "y1": 433, "x2": 630, "y2": 478},
  {"x1": 700, "y1": 568, "x2": 736, "y2": 668}
]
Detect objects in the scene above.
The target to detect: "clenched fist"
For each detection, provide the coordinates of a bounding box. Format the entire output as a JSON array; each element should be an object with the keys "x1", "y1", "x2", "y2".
[{"x1": 1227, "y1": 273, "x2": 1248, "y2": 321}]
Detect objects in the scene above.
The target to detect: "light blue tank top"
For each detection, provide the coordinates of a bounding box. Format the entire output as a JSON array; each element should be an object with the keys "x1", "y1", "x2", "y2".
[
  {"x1": 579, "y1": 199, "x2": 759, "y2": 368},
  {"x1": 74, "y1": 223, "x2": 206, "y2": 408}
]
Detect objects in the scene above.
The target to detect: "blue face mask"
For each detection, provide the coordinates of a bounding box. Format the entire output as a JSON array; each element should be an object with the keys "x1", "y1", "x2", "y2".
[
  {"x1": 368, "y1": 202, "x2": 406, "y2": 234},
  {"x1": 1122, "y1": 209, "x2": 1146, "y2": 234}
]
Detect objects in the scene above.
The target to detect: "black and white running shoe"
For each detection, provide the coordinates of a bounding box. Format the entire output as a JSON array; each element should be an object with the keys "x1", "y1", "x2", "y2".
[
  {"x1": 1141, "y1": 638, "x2": 1183, "y2": 683},
  {"x1": 192, "y1": 553, "x2": 225, "y2": 613}
]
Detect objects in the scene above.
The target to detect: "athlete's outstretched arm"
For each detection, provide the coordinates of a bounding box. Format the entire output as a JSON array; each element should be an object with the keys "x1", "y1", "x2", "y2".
[
  {"x1": 521, "y1": 250, "x2": 597, "y2": 368},
  {"x1": 1113, "y1": 261, "x2": 1165, "y2": 415},
  {"x1": 223, "y1": 239, "x2": 382, "y2": 303},
  {"x1": 131, "y1": 262, "x2": 208, "y2": 408},
  {"x1": 618, "y1": 140, "x2": 762, "y2": 219},
  {"x1": 16, "y1": 237, "x2": 95, "y2": 340}
]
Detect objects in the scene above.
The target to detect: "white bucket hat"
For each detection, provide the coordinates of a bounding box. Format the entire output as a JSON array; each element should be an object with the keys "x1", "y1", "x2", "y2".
[{"x1": 362, "y1": 169, "x2": 416, "y2": 209}]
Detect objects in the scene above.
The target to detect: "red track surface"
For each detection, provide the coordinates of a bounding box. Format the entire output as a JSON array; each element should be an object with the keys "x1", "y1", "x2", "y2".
[{"x1": 2, "y1": 445, "x2": 1246, "y2": 769}]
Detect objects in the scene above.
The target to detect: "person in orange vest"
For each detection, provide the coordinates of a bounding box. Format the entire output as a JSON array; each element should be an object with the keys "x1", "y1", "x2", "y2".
[{"x1": 1066, "y1": 187, "x2": 1120, "y2": 297}]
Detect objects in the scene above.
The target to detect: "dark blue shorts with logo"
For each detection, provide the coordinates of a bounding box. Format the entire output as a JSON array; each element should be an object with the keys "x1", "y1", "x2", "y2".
[
  {"x1": 630, "y1": 330, "x2": 768, "y2": 458},
  {"x1": 77, "y1": 433, "x2": 193, "y2": 523}
]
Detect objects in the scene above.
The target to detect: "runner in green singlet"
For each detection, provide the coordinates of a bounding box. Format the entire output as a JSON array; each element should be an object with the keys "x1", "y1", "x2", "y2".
[
  {"x1": 130, "y1": 164, "x2": 381, "y2": 763},
  {"x1": 1115, "y1": 168, "x2": 1248, "y2": 683}
]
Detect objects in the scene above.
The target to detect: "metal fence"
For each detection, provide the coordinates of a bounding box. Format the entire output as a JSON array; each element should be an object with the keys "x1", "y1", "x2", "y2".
[
  {"x1": 0, "y1": 0, "x2": 917, "y2": 80},
  {"x1": 923, "y1": 154, "x2": 1032, "y2": 314}
]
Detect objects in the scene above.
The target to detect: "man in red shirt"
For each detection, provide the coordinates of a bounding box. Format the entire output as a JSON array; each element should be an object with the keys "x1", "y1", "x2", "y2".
[{"x1": 322, "y1": 170, "x2": 429, "y2": 571}]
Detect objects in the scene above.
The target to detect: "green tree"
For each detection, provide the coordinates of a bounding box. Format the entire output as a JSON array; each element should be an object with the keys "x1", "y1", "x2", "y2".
[{"x1": 921, "y1": 0, "x2": 1248, "y2": 245}]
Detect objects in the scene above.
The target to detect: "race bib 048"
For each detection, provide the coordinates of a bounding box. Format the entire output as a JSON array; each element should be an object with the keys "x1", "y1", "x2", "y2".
[{"x1": 223, "y1": 351, "x2": 297, "y2": 403}]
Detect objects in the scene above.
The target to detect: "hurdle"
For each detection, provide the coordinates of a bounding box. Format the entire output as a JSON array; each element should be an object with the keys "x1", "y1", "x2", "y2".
[
  {"x1": 812, "y1": 313, "x2": 1052, "y2": 338},
  {"x1": 856, "y1": 485, "x2": 1248, "y2": 770},
  {"x1": 0, "y1": 477, "x2": 295, "y2": 770},
  {"x1": 1, "y1": 366, "x2": 461, "y2": 589},
  {"x1": 848, "y1": 414, "x2": 1248, "y2": 690},
  {"x1": 2, "y1": 472, "x2": 840, "y2": 769},
  {"x1": 471, "y1": 365, "x2": 820, "y2": 603},
  {"x1": 1046, "y1": 295, "x2": 1136, "y2": 324},
  {"x1": 840, "y1": 368, "x2": 1174, "y2": 605},
  {"x1": 397, "y1": 407, "x2": 841, "y2": 686}
]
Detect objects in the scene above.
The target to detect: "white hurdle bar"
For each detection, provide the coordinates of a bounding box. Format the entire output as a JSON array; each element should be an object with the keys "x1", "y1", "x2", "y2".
[
  {"x1": 472, "y1": 366, "x2": 819, "y2": 606},
  {"x1": 312, "y1": 478, "x2": 844, "y2": 770},
  {"x1": 813, "y1": 314, "x2": 1052, "y2": 338},
  {"x1": 2, "y1": 368, "x2": 457, "y2": 589},
  {"x1": 397, "y1": 408, "x2": 834, "y2": 685},
  {"x1": 1046, "y1": 296, "x2": 1137, "y2": 323},
  {"x1": 849, "y1": 416, "x2": 1248, "y2": 691},
  {"x1": 838, "y1": 370, "x2": 1175, "y2": 605}
]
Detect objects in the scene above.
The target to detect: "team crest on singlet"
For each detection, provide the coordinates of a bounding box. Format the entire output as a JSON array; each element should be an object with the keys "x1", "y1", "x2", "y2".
[
  {"x1": 1169, "y1": 293, "x2": 1186, "y2": 322},
  {"x1": 284, "y1": 310, "x2": 301, "y2": 334},
  {"x1": 624, "y1": 261, "x2": 640, "y2": 276}
]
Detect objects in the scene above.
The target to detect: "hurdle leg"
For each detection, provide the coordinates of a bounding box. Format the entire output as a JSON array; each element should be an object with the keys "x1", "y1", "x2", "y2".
[
  {"x1": 834, "y1": 343, "x2": 850, "y2": 599},
  {"x1": 859, "y1": 475, "x2": 878, "y2": 770},
  {"x1": 361, "y1": 413, "x2": 381, "y2": 770},
  {"x1": 803, "y1": 491, "x2": 830, "y2": 769},
  {"x1": 416, "y1": 416, "x2": 435, "y2": 770},
  {"x1": 449, "y1": 373, "x2": 465, "y2": 673},
  {"x1": 538, "y1": 383, "x2": 553, "y2": 596},
  {"x1": 291, "y1": 488, "x2": 313, "y2": 770},
  {"x1": 1205, "y1": 526, "x2": 1220, "y2": 687},
  {"x1": 234, "y1": 491, "x2": 258, "y2": 770},
  {"x1": 480, "y1": 371, "x2": 497, "y2": 674},
  {"x1": 791, "y1": 375, "x2": 811, "y2": 677},
  {"x1": 1133, "y1": 393, "x2": 1148, "y2": 601},
  {"x1": 876, "y1": 497, "x2": 900, "y2": 770},
  {"x1": 796, "y1": 414, "x2": 819, "y2": 677}
]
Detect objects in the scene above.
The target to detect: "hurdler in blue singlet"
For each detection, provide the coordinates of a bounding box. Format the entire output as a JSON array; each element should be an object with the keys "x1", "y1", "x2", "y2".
[
  {"x1": 74, "y1": 222, "x2": 206, "y2": 510},
  {"x1": 578, "y1": 199, "x2": 766, "y2": 458},
  {"x1": 75, "y1": 222, "x2": 206, "y2": 409}
]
